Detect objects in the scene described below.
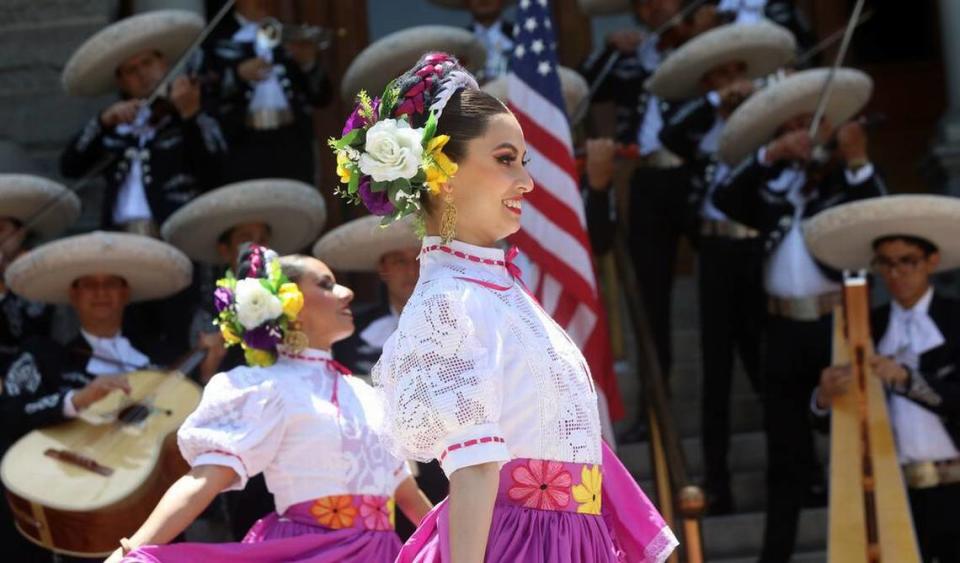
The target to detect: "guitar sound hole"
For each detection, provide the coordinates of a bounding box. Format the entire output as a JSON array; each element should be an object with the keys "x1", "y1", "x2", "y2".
[{"x1": 118, "y1": 404, "x2": 150, "y2": 424}]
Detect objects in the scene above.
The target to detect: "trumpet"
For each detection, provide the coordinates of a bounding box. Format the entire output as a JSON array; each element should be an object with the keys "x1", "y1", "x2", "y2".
[{"x1": 256, "y1": 17, "x2": 345, "y2": 52}]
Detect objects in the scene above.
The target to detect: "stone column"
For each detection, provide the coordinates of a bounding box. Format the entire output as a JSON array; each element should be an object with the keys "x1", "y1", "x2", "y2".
[
  {"x1": 931, "y1": 0, "x2": 960, "y2": 196},
  {"x1": 132, "y1": 0, "x2": 205, "y2": 16}
]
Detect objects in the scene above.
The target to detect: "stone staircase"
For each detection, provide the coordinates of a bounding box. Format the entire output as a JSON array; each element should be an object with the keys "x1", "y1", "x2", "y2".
[{"x1": 613, "y1": 275, "x2": 828, "y2": 562}]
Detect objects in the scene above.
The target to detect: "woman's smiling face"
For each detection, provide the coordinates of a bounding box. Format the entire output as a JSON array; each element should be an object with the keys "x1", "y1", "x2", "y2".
[{"x1": 438, "y1": 112, "x2": 534, "y2": 246}]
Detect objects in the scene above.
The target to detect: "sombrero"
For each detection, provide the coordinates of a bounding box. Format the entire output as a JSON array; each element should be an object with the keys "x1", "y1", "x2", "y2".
[
  {"x1": 62, "y1": 10, "x2": 203, "y2": 97},
  {"x1": 161, "y1": 179, "x2": 327, "y2": 265},
  {"x1": 312, "y1": 215, "x2": 420, "y2": 273},
  {"x1": 577, "y1": 0, "x2": 630, "y2": 16},
  {"x1": 482, "y1": 65, "x2": 590, "y2": 122},
  {"x1": 341, "y1": 26, "x2": 487, "y2": 99},
  {"x1": 0, "y1": 174, "x2": 81, "y2": 238},
  {"x1": 804, "y1": 195, "x2": 960, "y2": 273},
  {"x1": 717, "y1": 67, "x2": 873, "y2": 165},
  {"x1": 5, "y1": 231, "x2": 193, "y2": 304},
  {"x1": 645, "y1": 21, "x2": 796, "y2": 101}
]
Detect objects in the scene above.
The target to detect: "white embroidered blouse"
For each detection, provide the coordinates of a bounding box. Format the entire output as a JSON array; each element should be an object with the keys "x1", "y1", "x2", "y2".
[
  {"x1": 178, "y1": 347, "x2": 410, "y2": 514},
  {"x1": 373, "y1": 237, "x2": 602, "y2": 477}
]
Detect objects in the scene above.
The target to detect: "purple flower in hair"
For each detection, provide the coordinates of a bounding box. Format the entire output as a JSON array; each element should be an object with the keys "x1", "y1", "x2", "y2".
[
  {"x1": 358, "y1": 178, "x2": 395, "y2": 216},
  {"x1": 243, "y1": 322, "x2": 283, "y2": 351},
  {"x1": 342, "y1": 97, "x2": 381, "y2": 136},
  {"x1": 213, "y1": 287, "x2": 233, "y2": 313}
]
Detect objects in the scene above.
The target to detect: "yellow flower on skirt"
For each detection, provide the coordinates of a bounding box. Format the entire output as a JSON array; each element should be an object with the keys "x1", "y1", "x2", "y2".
[
  {"x1": 572, "y1": 465, "x2": 602, "y2": 514},
  {"x1": 278, "y1": 282, "x2": 304, "y2": 320},
  {"x1": 311, "y1": 495, "x2": 358, "y2": 529}
]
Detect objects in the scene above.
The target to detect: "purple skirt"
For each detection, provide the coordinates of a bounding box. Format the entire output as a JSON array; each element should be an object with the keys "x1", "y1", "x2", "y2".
[
  {"x1": 123, "y1": 495, "x2": 402, "y2": 562},
  {"x1": 398, "y1": 443, "x2": 678, "y2": 563}
]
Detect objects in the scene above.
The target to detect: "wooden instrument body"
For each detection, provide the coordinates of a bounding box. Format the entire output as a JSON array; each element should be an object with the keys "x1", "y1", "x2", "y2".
[
  {"x1": 828, "y1": 276, "x2": 920, "y2": 563},
  {"x1": 0, "y1": 370, "x2": 201, "y2": 556}
]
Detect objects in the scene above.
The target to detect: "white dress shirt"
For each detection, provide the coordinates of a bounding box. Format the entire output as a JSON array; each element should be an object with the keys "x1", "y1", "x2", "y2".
[
  {"x1": 179, "y1": 347, "x2": 410, "y2": 514},
  {"x1": 63, "y1": 330, "x2": 150, "y2": 418},
  {"x1": 877, "y1": 289, "x2": 960, "y2": 463},
  {"x1": 374, "y1": 237, "x2": 603, "y2": 478},
  {"x1": 112, "y1": 107, "x2": 156, "y2": 225},
  {"x1": 718, "y1": 0, "x2": 768, "y2": 23},
  {"x1": 232, "y1": 14, "x2": 291, "y2": 113},
  {"x1": 359, "y1": 306, "x2": 400, "y2": 350},
  {"x1": 473, "y1": 20, "x2": 513, "y2": 80}
]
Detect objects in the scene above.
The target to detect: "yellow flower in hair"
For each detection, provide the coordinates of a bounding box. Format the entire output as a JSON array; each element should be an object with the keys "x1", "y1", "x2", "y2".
[
  {"x1": 244, "y1": 347, "x2": 275, "y2": 368},
  {"x1": 336, "y1": 150, "x2": 353, "y2": 184},
  {"x1": 278, "y1": 282, "x2": 304, "y2": 320},
  {"x1": 423, "y1": 135, "x2": 458, "y2": 194},
  {"x1": 220, "y1": 323, "x2": 241, "y2": 346}
]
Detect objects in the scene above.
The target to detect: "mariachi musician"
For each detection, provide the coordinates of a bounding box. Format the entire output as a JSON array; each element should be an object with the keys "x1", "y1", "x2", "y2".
[
  {"x1": 201, "y1": 0, "x2": 332, "y2": 184},
  {"x1": 712, "y1": 67, "x2": 886, "y2": 562},
  {"x1": 806, "y1": 194, "x2": 960, "y2": 563},
  {"x1": 1, "y1": 232, "x2": 192, "y2": 562}
]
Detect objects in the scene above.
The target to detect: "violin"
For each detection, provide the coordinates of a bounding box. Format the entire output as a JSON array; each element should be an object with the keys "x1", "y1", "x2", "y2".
[{"x1": 657, "y1": 5, "x2": 736, "y2": 51}]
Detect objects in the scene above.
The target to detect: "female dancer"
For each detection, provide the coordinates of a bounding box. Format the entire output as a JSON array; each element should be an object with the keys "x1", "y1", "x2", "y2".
[
  {"x1": 109, "y1": 246, "x2": 431, "y2": 562},
  {"x1": 329, "y1": 53, "x2": 677, "y2": 562}
]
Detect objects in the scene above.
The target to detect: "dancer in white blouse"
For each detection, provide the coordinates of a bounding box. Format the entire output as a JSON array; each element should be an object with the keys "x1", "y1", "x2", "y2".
[
  {"x1": 110, "y1": 246, "x2": 431, "y2": 562},
  {"x1": 329, "y1": 53, "x2": 676, "y2": 563}
]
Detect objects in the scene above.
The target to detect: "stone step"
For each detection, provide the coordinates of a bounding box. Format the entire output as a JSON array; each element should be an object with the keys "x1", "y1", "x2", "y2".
[
  {"x1": 702, "y1": 508, "x2": 827, "y2": 560},
  {"x1": 671, "y1": 394, "x2": 764, "y2": 438}
]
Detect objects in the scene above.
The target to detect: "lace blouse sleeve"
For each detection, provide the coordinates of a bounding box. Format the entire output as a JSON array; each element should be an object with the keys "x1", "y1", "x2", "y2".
[
  {"x1": 374, "y1": 279, "x2": 510, "y2": 477},
  {"x1": 177, "y1": 368, "x2": 286, "y2": 490}
]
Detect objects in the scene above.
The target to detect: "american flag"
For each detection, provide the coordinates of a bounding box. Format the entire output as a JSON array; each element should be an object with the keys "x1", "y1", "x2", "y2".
[{"x1": 506, "y1": 0, "x2": 624, "y2": 419}]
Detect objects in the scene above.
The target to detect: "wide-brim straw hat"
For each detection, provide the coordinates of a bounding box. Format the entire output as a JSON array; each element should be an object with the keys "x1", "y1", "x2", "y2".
[
  {"x1": 5, "y1": 231, "x2": 193, "y2": 304},
  {"x1": 577, "y1": 0, "x2": 630, "y2": 16},
  {"x1": 161, "y1": 179, "x2": 327, "y2": 265},
  {"x1": 804, "y1": 195, "x2": 960, "y2": 273},
  {"x1": 645, "y1": 21, "x2": 797, "y2": 101},
  {"x1": 481, "y1": 65, "x2": 589, "y2": 122},
  {"x1": 62, "y1": 10, "x2": 204, "y2": 97},
  {"x1": 717, "y1": 67, "x2": 873, "y2": 165},
  {"x1": 0, "y1": 174, "x2": 80, "y2": 238},
  {"x1": 312, "y1": 215, "x2": 420, "y2": 273},
  {"x1": 341, "y1": 25, "x2": 487, "y2": 99}
]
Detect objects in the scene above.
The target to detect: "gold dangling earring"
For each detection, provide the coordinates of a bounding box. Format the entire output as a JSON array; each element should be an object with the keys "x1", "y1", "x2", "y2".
[
  {"x1": 283, "y1": 319, "x2": 309, "y2": 354},
  {"x1": 440, "y1": 194, "x2": 457, "y2": 244}
]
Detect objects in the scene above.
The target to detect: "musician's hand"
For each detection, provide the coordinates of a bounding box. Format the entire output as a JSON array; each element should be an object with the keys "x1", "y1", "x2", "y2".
[
  {"x1": 100, "y1": 100, "x2": 142, "y2": 128},
  {"x1": 837, "y1": 121, "x2": 869, "y2": 164},
  {"x1": 606, "y1": 29, "x2": 644, "y2": 54},
  {"x1": 816, "y1": 365, "x2": 852, "y2": 409},
  {"x1": 764, "y1": 130, "x2": 813, "y2": 163},
  {"x1": 585, "y1": 138, "x2": 617, "y2": 191},
  {"x1": 237, "y1": 57, "x2": 273, "y2": 82},
  {"x1": 689, "y1": 5, "x2": 719, "y2": 36},
  {"x1": 717, "y1": 78, "x2": 754, "y2": 117},
  {"x1": 72, "y1": 375, "x2": 132, "y2": 412},
  {"x1": 286, "y1": 40, "x2": 317, "y2": 70},
  {"x1": 169, "y1": 76, "x2": 201, "y2": 120},
  {"x1": 869, "y1": 356, "x2": 909, "y2": 387}
]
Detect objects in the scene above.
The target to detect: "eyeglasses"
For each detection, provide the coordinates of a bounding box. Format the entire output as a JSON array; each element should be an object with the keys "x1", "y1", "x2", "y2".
[{"x1": 870, "y1": 255, "x2": 925, "y2": 275}]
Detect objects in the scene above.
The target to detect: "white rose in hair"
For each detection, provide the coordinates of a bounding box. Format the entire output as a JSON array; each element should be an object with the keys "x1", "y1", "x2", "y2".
[
  {"x1": 235, "y1": 278, "x2": 284, "y2": 329},
  {"x1": 359, "y1": 118, "x2": 425, "y2": 182}
]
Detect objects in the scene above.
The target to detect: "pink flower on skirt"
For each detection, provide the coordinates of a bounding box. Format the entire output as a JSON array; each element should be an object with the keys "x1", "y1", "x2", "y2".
[
  {"x1": 507, "y1": 460, "x2": 572, "y2": 510},
  {"x1": 359, "y1": 495, "x2": 393, "y2": 531}
]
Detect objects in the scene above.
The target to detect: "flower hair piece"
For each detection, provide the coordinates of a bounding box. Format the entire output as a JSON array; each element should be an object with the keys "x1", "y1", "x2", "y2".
[
  {"x1": 213, "y1": 245, "x2": 305, "y2": 368},
  {"x1": 328, "y1": 52, "x2": 475, "y2": 224}
]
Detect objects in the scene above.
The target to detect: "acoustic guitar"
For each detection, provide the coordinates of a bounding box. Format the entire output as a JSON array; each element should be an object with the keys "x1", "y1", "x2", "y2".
[{"x1": 1, "y1": 361, "x2": 203, "y2": 557}]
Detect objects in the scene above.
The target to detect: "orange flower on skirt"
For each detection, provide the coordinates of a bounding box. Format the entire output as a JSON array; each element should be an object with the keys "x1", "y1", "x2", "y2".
[{"x1": 310, "y1": 495, "x2": 358, "y2": 530}]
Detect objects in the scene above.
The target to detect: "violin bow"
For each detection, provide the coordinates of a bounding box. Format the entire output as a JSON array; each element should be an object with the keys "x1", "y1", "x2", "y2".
[
  {"x1": 0, "y1": 0, "x2": 238, "y2": 251},
  {"x1": 569, "y1": 0, "x2": 711, "y2": 124},
  {"x1": 807, "y1": 0, "x2": 868, "y2": 142}
]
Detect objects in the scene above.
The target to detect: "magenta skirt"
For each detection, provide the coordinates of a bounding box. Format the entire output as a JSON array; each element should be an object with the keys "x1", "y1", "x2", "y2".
[
  {"x1": 123, "y1": 494, "x2": 402, "y2": 562},
  {"x1": 399, "y1": 442, "x2": 678, "y2": 563}
]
